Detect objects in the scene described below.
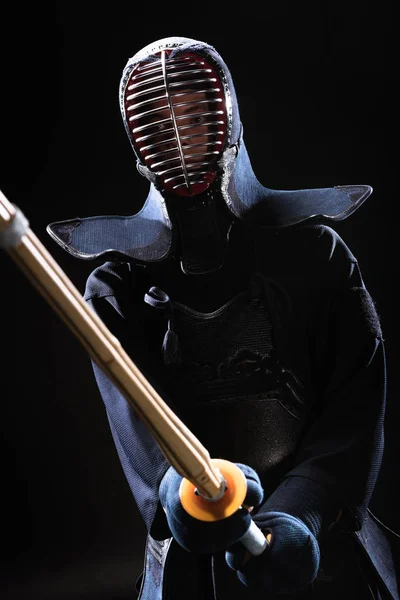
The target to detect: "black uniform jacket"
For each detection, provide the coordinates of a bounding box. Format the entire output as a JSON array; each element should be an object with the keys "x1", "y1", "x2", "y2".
[{"x1": 83, "y1": 222, "x2": 398, "y2": 600}]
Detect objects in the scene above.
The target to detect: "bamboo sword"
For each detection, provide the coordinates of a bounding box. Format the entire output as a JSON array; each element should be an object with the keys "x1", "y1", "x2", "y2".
[{"x1": 0, "y1": 190, "x2": 269, "y2": 555}]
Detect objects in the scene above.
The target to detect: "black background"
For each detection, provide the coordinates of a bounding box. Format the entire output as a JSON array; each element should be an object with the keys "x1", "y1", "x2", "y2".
[{"x1": 1, "y1": 3, "x2": 398, "y2": 599}]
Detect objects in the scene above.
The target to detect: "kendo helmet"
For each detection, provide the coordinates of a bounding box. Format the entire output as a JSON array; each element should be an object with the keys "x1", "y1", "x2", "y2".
[{"x1": 119, "y1": 36, "x2": 240, "y2": 198}]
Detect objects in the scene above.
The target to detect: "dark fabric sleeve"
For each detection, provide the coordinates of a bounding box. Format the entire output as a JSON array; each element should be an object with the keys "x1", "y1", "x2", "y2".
[
  {"x1": 255, "y1": 228, "x2": 386, "y2": 536},
  {"x1": 83, "y1": 261, "x2": 171, "y2": 538}
]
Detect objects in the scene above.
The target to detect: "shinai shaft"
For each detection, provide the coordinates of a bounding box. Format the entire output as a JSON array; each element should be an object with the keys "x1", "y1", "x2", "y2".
[{"x1": 0, "y1": 190, "x2": 222, "y2": 498}]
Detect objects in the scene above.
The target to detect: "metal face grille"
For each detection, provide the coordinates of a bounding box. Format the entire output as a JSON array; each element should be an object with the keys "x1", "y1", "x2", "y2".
[{"x1": 123, "y1": 51, "x2": 227, "y2": 197}]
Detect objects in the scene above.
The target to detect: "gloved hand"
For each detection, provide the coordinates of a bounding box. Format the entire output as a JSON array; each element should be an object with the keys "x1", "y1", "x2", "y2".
[
  {"x1": 225, "y1": 475, "x2": 339, "y2": 595},
  {"x1": 159, "y1": 463, "x2": 264, "y2": 554},
  {"x1": 225, "y1": 511, "x2": 320, "y2": 594}
]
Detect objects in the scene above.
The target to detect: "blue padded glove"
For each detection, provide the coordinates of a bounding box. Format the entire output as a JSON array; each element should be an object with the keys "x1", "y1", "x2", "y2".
[
  {"x1": 225, "y1": 511, "x2": 320, "y2": 594},
  {"x1": 159, "y1": 463, "x2": 264, "y2": 554},
  {"x1": 225, "y1": 475, "x2": 340, "y2": 595}
]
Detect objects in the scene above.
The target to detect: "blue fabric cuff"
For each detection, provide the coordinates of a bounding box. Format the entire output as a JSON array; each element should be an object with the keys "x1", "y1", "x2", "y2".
[{"x1": 255, "y1": 475, "x2": 340, "y2": 539}]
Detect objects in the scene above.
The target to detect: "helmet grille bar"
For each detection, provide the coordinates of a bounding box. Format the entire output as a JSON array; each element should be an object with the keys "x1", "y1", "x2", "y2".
[
  {"x1": 141, "y1": 130, "x2": 224, "y2": 152},
  {"x1": 160, "y1": 50, "x2": 191, "y2": 191}
]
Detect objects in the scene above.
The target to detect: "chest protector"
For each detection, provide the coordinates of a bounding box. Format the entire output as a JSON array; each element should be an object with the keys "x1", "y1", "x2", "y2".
[{"x1": 144, "y1": 272, "x2": 313, "y2": 495}]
